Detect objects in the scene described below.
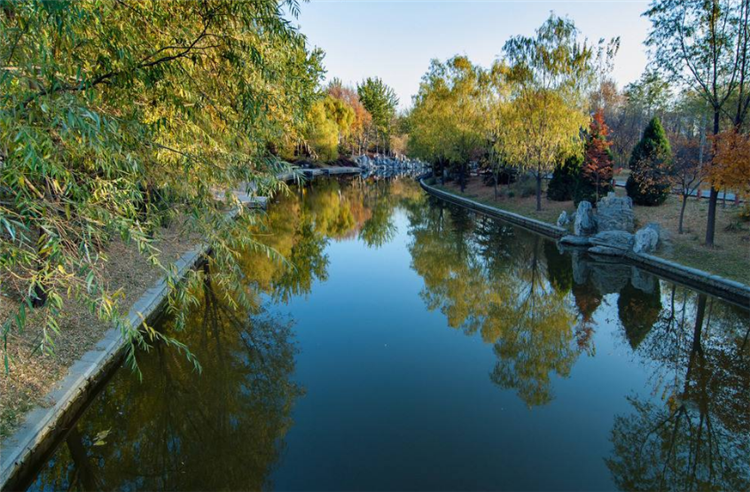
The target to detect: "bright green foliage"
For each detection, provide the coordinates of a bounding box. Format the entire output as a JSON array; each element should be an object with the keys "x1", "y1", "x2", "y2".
[
  {"x1": 547, "y1": 154, "x2": 583, "y2": 202},
  {"x1": 497, "y1": 15, "x2": 596, "y2": 211},
  {"x1": 0, "y1": 0, "x2": 323, "y2": 368},
  {"x1": 357, "y1": 77, "x2": 399, "y2": 152},
  {"x1": 304, "y1": 96, "x2": 354, "y2": 161},
  {"x1": 408, "y1": 56, "x2": 495, "y2": 185},
  {"x1": 626, "y1": 117, "x2": 673, "y2": 206}
]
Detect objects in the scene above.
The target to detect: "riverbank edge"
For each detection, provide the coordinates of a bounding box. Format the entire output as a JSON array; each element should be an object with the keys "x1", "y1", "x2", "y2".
[
  {"x1": 419, "y1": 177, "x2": 750, "y2": 307},
  {"x1": 0, "y1": 167, "x2": 362, "y2": 491}
]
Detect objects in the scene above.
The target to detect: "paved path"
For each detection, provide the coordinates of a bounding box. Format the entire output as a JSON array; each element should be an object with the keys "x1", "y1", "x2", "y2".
[{"x1": 613, "y1": 179, "x2": 739, "y2": 202}]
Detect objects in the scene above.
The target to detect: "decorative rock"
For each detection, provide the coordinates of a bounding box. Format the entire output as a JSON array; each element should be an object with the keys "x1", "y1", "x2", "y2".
[
  {"x1": 571, "y1": 251, "x2": 590, "y2": 285},
  {"x1": 596, "y1": 192, "x2": 634, "y2": 232},
  {"x1": 590, "y1": 230, "x2": 635, "y2": 251},
  {"x1": 644, "y1": 222, "x2": 662, "y2": 244},
  {"x1": 590, "y1": 261, "x2": 631, "y2": 293},
  {"x1": 633, "y1": 226, "x2": 659, "y2": 254},
  {"x1": 574, "y1": 201, "x2": 597, "y2": 236},
  {"x1": 560, "y1": 235, "x2": 592, "y2": 247},
  {"x1": 557, "y1": 211, "x2": 570, "y2": 227}
]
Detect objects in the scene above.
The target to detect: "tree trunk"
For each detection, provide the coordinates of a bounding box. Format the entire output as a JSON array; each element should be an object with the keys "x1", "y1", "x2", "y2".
[
  {"x1": 493, "y1": 171, "x2": 499, "y2": 200},
  {"x1": 678, "y1": 194, "x2": 688, "y2": 234},
  {"x1": 535, "y1": 173, "x2": 542, "y2": 211},
  {"x1": 705, "y1": 110, "x2": 721, "y2": 246},
  {"x1": 66, "y1": 426, "x2": 100, "y2": 491}
]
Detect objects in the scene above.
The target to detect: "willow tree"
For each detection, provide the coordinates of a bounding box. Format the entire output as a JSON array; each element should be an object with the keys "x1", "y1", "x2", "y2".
[
  {"x1": 0, "y1": 1, "x2": 323, "y2": 366},
  {"x1": 408, "y1": 56, "x2": 496, "y2": 190},
  {"x1": 496, "y1": 15, "x2": 597, "y2": 211}
]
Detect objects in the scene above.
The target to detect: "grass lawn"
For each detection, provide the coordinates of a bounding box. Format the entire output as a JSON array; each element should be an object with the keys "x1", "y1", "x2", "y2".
[
  {"x1": 437, "y1": 178, "x2": 576, "y2": 230},
  {"x1": 438, "y1": 176, "x2": 750, "y2": 285}
]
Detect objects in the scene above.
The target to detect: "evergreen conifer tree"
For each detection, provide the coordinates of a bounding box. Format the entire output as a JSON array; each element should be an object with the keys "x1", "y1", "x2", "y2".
[{"x1": 626, "y1": 117, "x2": 672, "y2": 206}]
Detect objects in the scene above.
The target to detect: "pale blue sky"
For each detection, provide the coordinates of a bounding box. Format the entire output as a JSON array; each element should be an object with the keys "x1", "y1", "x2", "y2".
[{"x1": 294, "y1": 0, "x2": 652, "y2": 109}]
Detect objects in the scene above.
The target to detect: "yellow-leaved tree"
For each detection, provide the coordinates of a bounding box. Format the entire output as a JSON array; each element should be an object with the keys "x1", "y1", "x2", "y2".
[
  {"x1": 496, "y1": 15, "x2": 602, "y2": 211},
  {"x1": 0, "y1": 0, "x2": 324, "y2": 369}
]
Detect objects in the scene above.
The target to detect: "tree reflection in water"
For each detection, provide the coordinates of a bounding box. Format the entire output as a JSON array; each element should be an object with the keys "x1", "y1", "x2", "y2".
[
  {"x1": 34, "y1": 271, "x2": 302, "y2": 491},
  {"x1": 25, "y1": 178, "x2": 749, "y2": 491},
  {"x1": 30, "y1": 177, "x2": 423, "y2": 491},
  {"x1": 606, "y1": 291, "x2": 750, "y2": 491},
  {"x1": 407, "y1": 199, "x2": 750, "y2": 488},
  {"x1": 407, "y1": 199, "x2": 581, "y2": 407}
]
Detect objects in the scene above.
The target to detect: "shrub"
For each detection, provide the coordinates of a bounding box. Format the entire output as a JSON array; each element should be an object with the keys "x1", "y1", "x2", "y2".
[
  {"x1": 548, "y1": 154, "x2": 582, "y2": 201},
  {"x1": 574, "y1": 169, "x2": 614, "y2": 205},
  {"x1": 627, "y1": 117, "x2": 672, "y2": 206}
]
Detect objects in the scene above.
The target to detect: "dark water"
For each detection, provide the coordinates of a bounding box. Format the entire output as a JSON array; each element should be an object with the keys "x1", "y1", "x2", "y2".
[{"x1": 27, "y1": 177, "x2": 750, "y2": 491}]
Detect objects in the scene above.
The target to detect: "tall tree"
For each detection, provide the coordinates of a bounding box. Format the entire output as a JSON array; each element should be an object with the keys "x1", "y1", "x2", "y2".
[
  {"x1": 408, "y1": 56, "x2": 495, "y2": 190},
  {"x1": 646, "y1": 0, "x2": 750, "y2": 244},
  {"x1": 577, "y1": 110, "x2": 615, "y2": 203},
  {"x1": 357, "y1": 77, "x2": 399, "y2": 154},
  {"x1": 497, "y1": 15, "x2": 598, "y2": 211}
]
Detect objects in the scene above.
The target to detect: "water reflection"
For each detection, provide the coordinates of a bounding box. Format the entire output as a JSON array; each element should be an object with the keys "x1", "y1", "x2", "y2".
[
  {"x1": 405, "y1": 199, "x2": 750, "y2": 488},
  {"x1": 34, "y1": 278, "x2": 302, "y2": 490},
  {"x1": 607, "y1": 292, "x2": 750, "y2": 491},
  {"x1": 25, "y1": 178, "x2": 749, "y2": 491},
  {"x1": 28, "y1": 177, "x2": 424, "y2": 491},
  {"x1": 407, "y1": 200, "x2": 598, "y2": 406}
]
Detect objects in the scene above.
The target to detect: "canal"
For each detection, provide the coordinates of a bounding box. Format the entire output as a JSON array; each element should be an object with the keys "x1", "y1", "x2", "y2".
[{"x1": 26, "y1": 177, "x2": 750, "y2": 491}]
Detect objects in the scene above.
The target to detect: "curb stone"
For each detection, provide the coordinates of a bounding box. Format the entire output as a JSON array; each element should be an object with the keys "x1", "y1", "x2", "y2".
[
  {"x1": 0, "y1": 246, "x2": 206, "y2": 492},
  {"x1": 419, "y1": 178, "x2": 567, "y2": 238}
]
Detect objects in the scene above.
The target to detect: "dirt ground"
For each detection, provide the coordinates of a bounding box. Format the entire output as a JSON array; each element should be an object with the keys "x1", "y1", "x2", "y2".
[
  {"x1": 0, "y1": 219, "x2": 201, "y2": 438},
  {"x1": 440, "y1": 177, "x2": 750, "y2": 285}
]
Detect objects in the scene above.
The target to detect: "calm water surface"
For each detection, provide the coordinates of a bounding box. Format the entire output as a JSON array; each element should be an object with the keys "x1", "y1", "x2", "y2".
[{"x1": 28, "y1": 177, "x2": 750, "y2": 491}]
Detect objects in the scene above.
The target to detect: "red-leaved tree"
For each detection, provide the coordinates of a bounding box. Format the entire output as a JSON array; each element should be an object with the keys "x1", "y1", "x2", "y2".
[{"x1": 580, "y1": 110, "x2": 615, "y2": 203}]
